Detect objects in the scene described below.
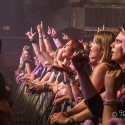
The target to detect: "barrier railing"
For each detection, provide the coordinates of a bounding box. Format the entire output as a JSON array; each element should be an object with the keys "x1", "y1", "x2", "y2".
[{"x1": 6, "y1": 79, "x2": 79, "y2": 125}]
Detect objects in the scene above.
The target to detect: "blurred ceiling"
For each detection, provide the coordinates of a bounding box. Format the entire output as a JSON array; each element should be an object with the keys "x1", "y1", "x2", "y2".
[{"x1": 0, "y1": 0, "x2": 125, "y2": 39}]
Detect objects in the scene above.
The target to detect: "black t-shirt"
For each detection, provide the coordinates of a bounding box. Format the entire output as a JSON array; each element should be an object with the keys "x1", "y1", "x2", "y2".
[
  {"x1": 0, "y1": 72, "x2": 6, "y2": 99},
  {"x1": 24, "y1": 59, "x2": 35, "y2": 73}
]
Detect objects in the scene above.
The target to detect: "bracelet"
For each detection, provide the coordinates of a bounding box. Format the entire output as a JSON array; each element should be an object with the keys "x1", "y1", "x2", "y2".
[
  {"x1": 39, "y1": 38, "x2": 43, "y2": 39},
  {"x1": 67, "y1": 70, "x2": 76, "y2": 78},
  {"x1": 68, "y1": 115, "x2": 78, "y2": 123},
  {"x1": 30, "y1": 38, "x2": 36, "y2": 43},
  {"x1": 52, "y1": 36, "x2": 58, "y2": 39},
  {"x1": 43, "y1": 83, "x2": 52, "y2": 92},
  {"x1": 54, "y1": 36, "x2": 58, "y2": 39},
  {"x1": 68, "y1": 116, "x2": 74, "y2": 123},
  {"x1": 73, "y1": 115, "x2": 78, "y2": 122},
  {"x1": 68, "y1": 73, "x2": 76, "y2": 78},
  {"x1": 103, "y1": 99, "x2": 117, "y2": 105},
  {"x1": 67, "y1": 70, "x2": 75, "y2": 74},
  {"x1": 63, "y1": 79, "x2": 70, "y2": 85},
  {"x1": 70, "y1": 81, "x2": 78, "y2": 86}
]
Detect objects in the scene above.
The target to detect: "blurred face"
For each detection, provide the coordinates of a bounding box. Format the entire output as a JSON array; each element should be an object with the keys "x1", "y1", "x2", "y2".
[
  {"x1": 62, "y1": 40, "x2": 73, "y2": 58},
  {"x1": 23, "y1": 50, "x2": 30, "y2": 61},
  {"x1": 110, "y1": 32, "x2": 125, "y2": 64},
  {"x1": 89, "y1": 39, "x2": 103, "y2": 64},
  {"x1": 34, "y1": 57, "x2": 41, "y2": 67}
]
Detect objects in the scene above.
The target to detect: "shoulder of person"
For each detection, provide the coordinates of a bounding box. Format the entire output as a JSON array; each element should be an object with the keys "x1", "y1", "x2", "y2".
[{"x1": 94, "y1": 63, "x2": 109, "y2": 73}]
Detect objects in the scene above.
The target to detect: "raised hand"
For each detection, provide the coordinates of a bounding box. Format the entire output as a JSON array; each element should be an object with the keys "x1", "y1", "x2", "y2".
[
  {"x1": 62, "y1": 33, "x2": 70, "y2": 40},
  {"x1": 51, "y1": 63, "x2": 74, "y2": 74},
  {"x1": 25, "y1": 27, "x2": 36, "y2": 40},
  {"x1": 107, "y1": 118, "x2": 125, "y2": 125},
  {"x1": 23, "y1": 45, "x2": 30, "y2": 51},
  {"x1": 105, "y1": 70, "x2": 124, "y2": 94},
  {"x1": 47, "y1": 26, "x2": 52, "y2": 37},
  {"x1": 79, "y1": 39, "x2": 84, "y2": 44},
  {"x1": 51, "y1": 27, "x2": 57, "y2": 38},
  {"x1": 37, "y1": 21, "x2": 45, "y2": 34},
  {"x1": 28, "y1": 81, "x2": 46, "y2": 94},
  {"x1": 71, "y1": 50, "x2": 89, "y2": 71},
  {"x1": 97, "y1": 25, "x2": 105, "y2": 32}
]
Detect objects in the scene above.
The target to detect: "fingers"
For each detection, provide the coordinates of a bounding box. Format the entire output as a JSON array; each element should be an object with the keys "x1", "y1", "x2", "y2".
[
  {"x1": 115, "y1": 70, "x2": 122, "y2": 78},
  {"x1": 107, "y1": 118, "x2": 123, "y2": 124},
  {"x1": 30, "y1": 27, "x2": 32, "y2": 33},
  {"x1": 48, "y1": 26, "x2": 51, "y2": 32},
  {"x1": 41, "y1": 21, "x2": 43, "y2": 28},
  {"x1": 103, "y1": 24, "x2": 105, "y2": 31},
  {"x1": 62, "y1": 33, "x2": 66, "y2": 36},
  {"x1": 48, "y1": 26, "x2": 50, "y2": 30},
  {"x1": 71, "y1": 51, "x2": 84, "y2": 61},
  {"x1": 33, "y1": 32, "x2": 36, "y2": 36},
  {"x1": 62, "y1": 64, "x2": 68, "y2": 68},
  {"x1": 52, "y1": 27, "x2": 55, "y2": 31},
  {"x1": 97, "y1": 27, "x2": 99, "y2": 32},
  {"x1": 25, "y1": 32, "x2": 30, "y2": 36}
]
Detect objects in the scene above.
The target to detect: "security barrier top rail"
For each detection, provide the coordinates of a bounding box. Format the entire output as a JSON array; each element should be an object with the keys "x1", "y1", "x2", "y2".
[{"x1": 6, "y1": 79, "x2": 79, "y2": 125}]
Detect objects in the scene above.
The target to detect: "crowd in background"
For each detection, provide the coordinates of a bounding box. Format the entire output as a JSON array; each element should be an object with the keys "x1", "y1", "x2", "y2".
[{"x1": 0, "y1": 20, "x2": 125, "y2": 125}]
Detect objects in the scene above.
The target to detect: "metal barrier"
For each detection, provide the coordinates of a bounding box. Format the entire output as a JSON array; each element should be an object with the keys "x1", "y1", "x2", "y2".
[{"x1": 6, "y1": 79, "x2": 79, "y2": 125}]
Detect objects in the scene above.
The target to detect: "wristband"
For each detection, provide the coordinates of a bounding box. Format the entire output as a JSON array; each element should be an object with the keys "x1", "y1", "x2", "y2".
[
  {"x1": 103, "y1": 100, "x2": 117, "y2": 105},
  {"x1": 52, "y1": 36, "x2": 58, "y2": 39},
  {"x1": 73, "y1": 115, "x2": 78, "y2": 122},
  {"x1": 70, "y1": 81, "x2": 78, "y2": 87},
  {"x1": 67, "y1": 70, "x2": 76, "y2": 78},
  {"x1": 43, "y1": 83, "x2": 52, "y2": 92},
  {"x1": 30, "y1": 38, "x2": 36, "y2": 43},
  {"x1": 63, "y1": 79, "x2": 70, "y2": 85},
  {"x1": 68, "y1": 115, "x2": 78, "y2": 123}
]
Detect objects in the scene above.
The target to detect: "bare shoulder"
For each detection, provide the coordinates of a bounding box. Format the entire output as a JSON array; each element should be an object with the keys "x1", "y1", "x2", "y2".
[{"x1": 94, "y1": 63, "x2": 109, "y2": 75}]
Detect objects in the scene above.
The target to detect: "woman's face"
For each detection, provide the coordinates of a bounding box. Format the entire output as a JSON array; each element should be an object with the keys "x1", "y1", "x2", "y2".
[
  {"x1": 62, "y1": 40, "x2": 73, "y2": 58},
  {"x1": 89, "y1": 39, "x2": 103, "y2": 64},
  {"x1": 23, "y1": 50, "x2": 30, "y2": 61},
  {"x1": 34, "y1": 57, "x2": 41, "y2": 67},
  {"x1": 110, "y1": 32, "x2": 125, "y2": 64}
]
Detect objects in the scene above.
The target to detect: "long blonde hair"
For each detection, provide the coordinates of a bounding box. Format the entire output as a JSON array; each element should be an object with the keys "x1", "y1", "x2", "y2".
[{"x1": 94, "y1": 31, "x2": 115, "y2": 63}]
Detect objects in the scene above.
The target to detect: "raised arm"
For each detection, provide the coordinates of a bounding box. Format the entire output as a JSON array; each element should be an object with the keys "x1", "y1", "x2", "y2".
[
  {"x1": 25, "y1": 28, "x2": 47, "y2": 66},
  {"x1": 102, "y1": 70, "x2": 124, "y2": 125},
  {"x1": 37, "y1": 22, "x2": 54, "y2": 65},
  {"x1": 39, "y1": 22, "x2": 54, "y2": 53},
  {"x1": 48, "y1": 26, "x2": 63, "y2": 48},
  {"x1": 71, "y1": 51, "x2": 97, "y2": 100}
]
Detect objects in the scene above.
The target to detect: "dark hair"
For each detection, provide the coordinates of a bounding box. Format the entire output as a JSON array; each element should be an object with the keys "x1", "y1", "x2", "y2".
[
  {"x1": 123, "y1": 22, "x2": 125, "y2": 31},
  {"x1": 0, "y1": 73, "x2": 7, "y2": 99},
  {"x1": 23, "y1": 48, "x2": 35, "y2": 62},
  {"x1": 71, "y1": 39, "x2": 84, "y2": 53},
  {"x1": 0, "y1": 39, "x2": 2, "y2": 50}
]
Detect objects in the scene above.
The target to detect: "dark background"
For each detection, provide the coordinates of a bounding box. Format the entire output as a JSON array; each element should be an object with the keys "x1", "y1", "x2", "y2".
[{"x1": 0, "y1": 0, "x2": 125, "y2": 82}]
